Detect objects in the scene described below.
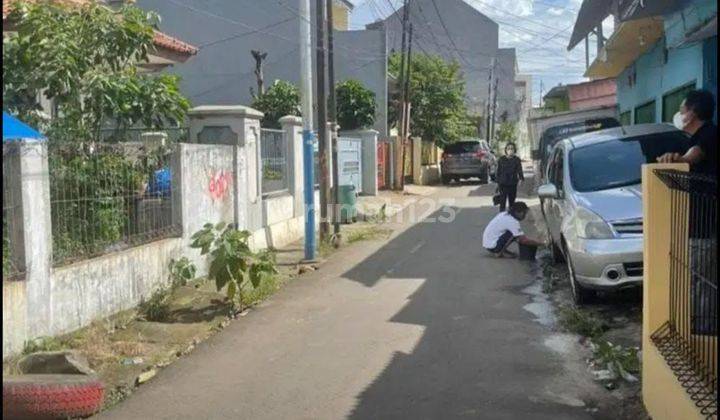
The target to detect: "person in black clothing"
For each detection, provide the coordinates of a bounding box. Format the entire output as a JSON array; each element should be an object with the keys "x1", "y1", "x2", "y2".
[
  {"x1": 659, "y1": 89, "x2": 717, "y2": 335},
  {"x1": 495, "y1": 142, "x2": 524, "y2": 212},
  {"x1": 659, "y1": 89, "x2": 717, "y2": 175}
]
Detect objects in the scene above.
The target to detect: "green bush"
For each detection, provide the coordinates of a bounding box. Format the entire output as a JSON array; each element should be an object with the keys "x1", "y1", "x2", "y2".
[
  {"x1": 252, "y1": 81, "x2": 301, "y2": 129},
  {"x1": 335, "y1": 80, "x2": 376, "y2": 130},
  {"x1": 138, "y1": 287, "x2": 172, "y2": 322},
  {"x1": 169, "y1": 257, "x2": 197, "y2": 288},
  {"x1": 50, "y1": 150, "x2": 146, "y2": 263},
  {"x1": 190, "y1": 223, "x2": 278, "y2": 309}
]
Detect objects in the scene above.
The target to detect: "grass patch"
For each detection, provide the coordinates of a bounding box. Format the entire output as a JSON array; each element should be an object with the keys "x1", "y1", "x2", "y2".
[
  {"x1": 138, "y1": 287, "x2": 172, "y2": 322},
  {"x1": 557, "y1": 306, "x2": 609, "y2": 339},
  {"x1": 591, "y1": 340, "x2": 640, "y2": 381},
  {"x1": 346, "y1": 226, "x2": 393, "y2": 244},
  {"x1": 242, "y1": 274, "x2": 284, "y2": 307},
  {"x1": 22, "y1": 336, "x2": 68, "y2": 355}
]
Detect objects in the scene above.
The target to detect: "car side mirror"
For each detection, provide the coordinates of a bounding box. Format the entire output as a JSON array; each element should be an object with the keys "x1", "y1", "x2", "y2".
[{"x1": 537, "y1": 183, "x2": 560, "y2": 199}]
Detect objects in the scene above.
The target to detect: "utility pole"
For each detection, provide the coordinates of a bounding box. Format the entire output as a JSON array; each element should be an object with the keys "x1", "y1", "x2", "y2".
[
  {"x1": 394, "y1": 0, "x2": 409, "y2": 191},
  {"x1": 299, "y1": 0, "x2": 316, "y2": 261},
  {"x1": 326, "y1": 0, "x2": 340, "y2": 238},
  {"x1": 316, "y1": 0, "x2": 330, "y2": 241},
  {"x1": 485, "y1": 58, "x2": 495, "y2": 141},
  {"x1": 490, "y1": 76, "x2": 499, "y2": 143},
  {"x1": 400, "y1": 23, "x2": 413, "y2": 188},
  {"x1": 250, "y1": 50, "x2": 267, "y2": 98},
  {"x1": 540, "y1": 79, "x2": 544, "y2": 107}
]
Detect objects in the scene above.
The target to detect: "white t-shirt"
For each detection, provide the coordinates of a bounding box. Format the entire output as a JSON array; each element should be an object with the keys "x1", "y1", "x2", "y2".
[{"x1": 482, "y1": 212, "x2": 524, "y2": 249}]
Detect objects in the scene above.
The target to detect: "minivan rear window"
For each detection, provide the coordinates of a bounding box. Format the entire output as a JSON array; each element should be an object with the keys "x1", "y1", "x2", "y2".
[
  {"x1": 540, "y1": 118, "x2": 620, "y2": 163},
  {"x1": 569, "y1": 132, "x2": 690, "y2": 192},
  {"x1": 445, "y1": 142, "x2": 479, "y2": 154}
]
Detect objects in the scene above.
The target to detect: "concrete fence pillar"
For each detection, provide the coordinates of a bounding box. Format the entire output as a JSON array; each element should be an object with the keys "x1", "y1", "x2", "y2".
[
  {"x1": 412, "y1": 137, "x2": 422, "y2": 185},
  {"x1": 340, "y1": 129, "x2": 379, "y2": 196},
  {"x1": 188, "y1": 105, "x2": 264, "y2": 232},
  {"x1": 280, "y1": 116, "x2": 304, "y2": 218},
  {"x1": 4, "y1": 142, "x2": 53, "y2": 341}
]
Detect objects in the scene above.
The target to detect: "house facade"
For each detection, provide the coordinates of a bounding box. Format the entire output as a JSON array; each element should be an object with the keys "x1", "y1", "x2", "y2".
[
  {"x1": 136, "y1": 0, "x2": 389, "y2": 136},
  {"x1": 572, "y1": 0, "x2": 717, "y2": 126},
  {"x1": 367, "y1": 0, "x2": 519, "y2": 133}
]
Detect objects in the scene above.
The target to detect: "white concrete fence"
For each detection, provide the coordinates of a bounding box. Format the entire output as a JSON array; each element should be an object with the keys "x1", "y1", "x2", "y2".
[{"x1": 2, "y1": 105, "x2": 379, "y2": 357}]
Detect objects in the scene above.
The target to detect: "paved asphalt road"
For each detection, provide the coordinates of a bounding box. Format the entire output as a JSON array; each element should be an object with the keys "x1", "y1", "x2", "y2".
[{"x1": 100, "y1": 181, "x2": 599, "y2": 420}]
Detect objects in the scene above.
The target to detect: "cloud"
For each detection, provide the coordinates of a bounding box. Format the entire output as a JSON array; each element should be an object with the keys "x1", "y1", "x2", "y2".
[{"x1": 547, "y1": 7, "x2": 564, "y2": 16}]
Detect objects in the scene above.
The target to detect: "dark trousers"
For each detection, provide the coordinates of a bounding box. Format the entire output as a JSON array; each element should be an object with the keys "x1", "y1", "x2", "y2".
[
  {"x1": 486, "y1": 231, "x2": 516, "y2": 254},
  {"x1": 498, "y1": 184, "x2": 518, "y2": 212}
]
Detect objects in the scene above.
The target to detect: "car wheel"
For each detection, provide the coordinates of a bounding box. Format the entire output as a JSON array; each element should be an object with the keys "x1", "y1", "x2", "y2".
[
  {"x1": 441, "y1": 175, "x2": 451, "y2": 185},
  {"x1": 551, "y1": 238, "x2": 564, "y2": 264},
  {"x1": 563, "y1": 242, "x2": 595, "y2": 305},
  {"x1": 479, "y1": 171, "x2": 489, "y2": 184}
]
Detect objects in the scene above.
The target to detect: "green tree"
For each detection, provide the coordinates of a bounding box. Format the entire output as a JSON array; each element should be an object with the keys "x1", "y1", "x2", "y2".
[
  {"x1": 252, "y1": 80, "x2": 301, "y2": 129},
  {"x1": 495, "y1": 122, "x2": 517, "y2": 149},
  {"x1": 335, "y1": 80, "x2": 376, "y2": 130},
  {"x1": 389, "y1": 53, "x2": 474, "y2": 146},
  {"x1": 3, "y1": 1, "x2": 190, "y2": 141}
]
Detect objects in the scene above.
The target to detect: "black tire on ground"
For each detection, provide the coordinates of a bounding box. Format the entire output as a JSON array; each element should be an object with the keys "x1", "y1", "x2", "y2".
[
  {"x1": 442, "y1": 175, "x2": 451, "y2": 185},
  {"x1": 3, "y1": 374, "x2": 105, "y2": 419},
  {"x1": 551, "y1": 239, "x2": 565, "y2": 264},
  {"x1": 479, "y1": 171, "x2": 489, "y2": 184},
  {"x1": 563, "y1": 242, "x2": 595, "y2": 305}
]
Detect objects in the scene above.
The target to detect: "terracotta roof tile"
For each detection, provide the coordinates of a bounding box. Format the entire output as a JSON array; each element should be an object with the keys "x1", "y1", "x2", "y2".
[{"x1": 3, "y1": 0, "x2": 197, "y2": 56}]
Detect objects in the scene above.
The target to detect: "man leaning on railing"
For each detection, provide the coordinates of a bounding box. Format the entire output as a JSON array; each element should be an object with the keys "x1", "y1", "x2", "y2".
[{"x1": 659, "y1": 89, "x2": 718, "y2": 336}]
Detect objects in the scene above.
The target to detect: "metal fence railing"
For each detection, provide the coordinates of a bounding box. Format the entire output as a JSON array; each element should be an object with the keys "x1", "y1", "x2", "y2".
[
  {"x1": 652, "y1": 169, "x2": 717, "y2": 419},
  {"x1": 260, "y1": 129, "x2": 289, "y2": 196},
  {"x1": 48, "y1": 143, "x2": 180, "y2": 266},
  {"x1": 99, "y1": 127, "x2": 189, "y2": 144},
  {"x1": 3, "y1": 145, "x2": 24, "y2": 280}
]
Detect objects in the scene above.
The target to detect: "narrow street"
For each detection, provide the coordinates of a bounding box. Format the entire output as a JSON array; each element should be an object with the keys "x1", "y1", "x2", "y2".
[{"x1": 100, "y1": 180, "x2": 603, "y2": 420}]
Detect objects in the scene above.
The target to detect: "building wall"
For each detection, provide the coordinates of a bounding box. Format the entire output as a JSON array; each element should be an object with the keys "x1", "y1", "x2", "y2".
[
  {"x1": 332, "y1": 2, "x2": 349, "y2": 31},
  {"x1": 136, "y1": 0, "x2": 388, "y2": 136},
  {"x1": 616, "y1": 38, "x2": 704, "y2": 124},
  {"x1": 568, "y1": 78, "x2": 617, "y2": 111},
  {"x1": 375, "y1": 0, "x2": 503, "y2": 117}
]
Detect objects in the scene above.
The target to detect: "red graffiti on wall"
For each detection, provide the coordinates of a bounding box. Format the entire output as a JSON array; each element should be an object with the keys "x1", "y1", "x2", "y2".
[{"x1": 208, "y1": 170, "x2": 233, "y2": 201}]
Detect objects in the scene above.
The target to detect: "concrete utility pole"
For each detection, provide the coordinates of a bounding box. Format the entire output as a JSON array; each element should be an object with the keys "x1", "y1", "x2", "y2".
[
  {"x1": 299, "y1": 0, "x2": 316, "y2": 261},
  {"x1": 327, "y1": 0, "x2": 341, "y2": 238},
  {"x1": 400, "y1": 23, "x2": 413, "y2": 188},
  {"x1": 485, "y1": 58, "x2": 495, "y2": 141},
  {"x1": 394, "y1": 0, "x2": 409, "y2": 191},
  {"x1": 316, "y1": 0, "x2": 330, "y2": 241},
  {"x1": 491, "y1": 77, "x2": 499, "y2": 143}
]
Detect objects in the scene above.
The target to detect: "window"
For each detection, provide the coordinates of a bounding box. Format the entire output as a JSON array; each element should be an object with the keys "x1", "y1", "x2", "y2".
[
  {"x1": 662, "y1": 83, "x2": 696, "y2": 123},
  {"x1": 569, "y1": 132, "x2": 690, "y2": 192},
  {"x1": 619, "y1": 111, "x2": 632, "y2": 126},
  {"x1": 444, "y1": 142, "x2": 480, "y2": 154},
  {"x1": 549, "y1": 148, "x2": 564, "y2": 190},
  {"x1": 634, "y1": 101, "x2": 656, "y2": 124}
]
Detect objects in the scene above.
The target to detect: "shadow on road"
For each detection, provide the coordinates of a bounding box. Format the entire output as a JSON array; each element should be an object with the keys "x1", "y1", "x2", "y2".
[{"x1": 342, "y1": 199, "x2": 592, "y2": 419}]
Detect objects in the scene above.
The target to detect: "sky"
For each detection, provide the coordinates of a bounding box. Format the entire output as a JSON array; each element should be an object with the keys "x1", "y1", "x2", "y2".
[{"x1": 347, "y1": 0, "x2": 614, "y2": 107}]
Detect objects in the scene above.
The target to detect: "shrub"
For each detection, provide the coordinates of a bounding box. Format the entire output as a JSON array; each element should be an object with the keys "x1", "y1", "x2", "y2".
[
  {"x1": 169, "y1": 257, "x2": 196, "y2": 288},
  {"x1": 190, "y1": 223, "x2": 278, "y2": 309},
  {"x1": 335, "y1": 80, "x2": 376, "y2": 130},
  {"x1": 138, "y1": 287, "x2": 172, "y2": 322},
  {"x1": 252, "y1": 81, "x2": 300, "y2": 129}
]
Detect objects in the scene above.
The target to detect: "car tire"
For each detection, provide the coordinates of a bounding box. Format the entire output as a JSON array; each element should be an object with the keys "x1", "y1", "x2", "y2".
[
  {"x1": 551, "y1": 239, "x2": 564, "y2": 264},
  {"x1": 563, "y1": 241, "x2": 595, "y2": 305},
  {"x1": 479, "y1": 171, "x2": 489, "y2": 184},
  {"x1": 3, "y1": 374, "x2": 105, "y2": 419},
  {"x1": 441, "y1": 175, "x2": 451, "y2": 185}
]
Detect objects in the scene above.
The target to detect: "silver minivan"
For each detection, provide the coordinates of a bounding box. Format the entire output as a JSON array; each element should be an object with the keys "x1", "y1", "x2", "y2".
[{"x1": 538, "y1": 124, "x2": 690, "y2": 304}]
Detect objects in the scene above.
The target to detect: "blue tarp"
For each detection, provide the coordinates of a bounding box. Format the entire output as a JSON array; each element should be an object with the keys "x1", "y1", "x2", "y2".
[
  {"x1": 147, "y1": 167, "x2": 172, "y2": 197},
  {"x1": 2, "y1": 112, "x2": 46, "y2": 142}
]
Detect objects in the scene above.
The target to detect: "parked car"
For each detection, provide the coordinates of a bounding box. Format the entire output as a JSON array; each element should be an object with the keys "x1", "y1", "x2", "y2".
[
  {"x1": 537, "y1": 124, "x2": 690, "y2": 304},
  {"x1": 440, "y1": 140, "x2": 491, "y2": 184},
  {"x1": 478, "y1": 140, "x2": 498, "y2": 181}
]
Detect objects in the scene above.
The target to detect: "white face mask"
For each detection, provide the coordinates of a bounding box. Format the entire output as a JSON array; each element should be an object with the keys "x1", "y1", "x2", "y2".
[{"x1": 673, "y1": 111, "x2": 688, "y2": 130}]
